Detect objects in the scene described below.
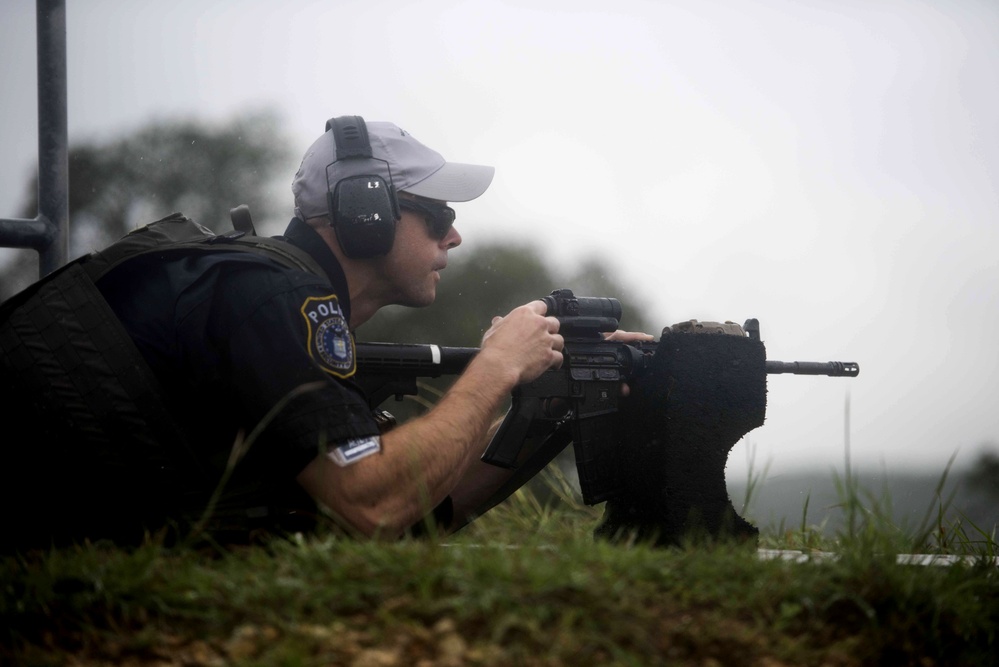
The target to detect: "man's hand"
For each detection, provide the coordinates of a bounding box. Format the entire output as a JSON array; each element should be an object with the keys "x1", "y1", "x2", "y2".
[
  {"x1": 479, "y1": 300, "x2": 564, "y2": 386},
  {"x1": 603, "y1": 329, "x2": 655, "y2": 344}
]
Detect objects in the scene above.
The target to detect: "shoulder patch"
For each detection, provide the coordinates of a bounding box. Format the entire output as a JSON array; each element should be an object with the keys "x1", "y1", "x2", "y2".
[
  {"x1": 327, "y1": 436, "x2": 381, "y2": 467},
  {"x1": 300, "y1": 295, "x2": 356, "y2": 378}
]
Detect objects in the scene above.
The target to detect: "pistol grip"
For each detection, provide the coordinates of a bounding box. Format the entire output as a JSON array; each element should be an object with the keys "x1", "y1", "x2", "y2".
[{"x1": 481, "y1": 396, "x2": 540, "y2": 469}]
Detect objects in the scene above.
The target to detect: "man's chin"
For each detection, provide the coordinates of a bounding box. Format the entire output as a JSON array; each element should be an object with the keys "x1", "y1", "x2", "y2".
[{"x1": 397, "y1": 289, "x2": 437, "y2": 309}]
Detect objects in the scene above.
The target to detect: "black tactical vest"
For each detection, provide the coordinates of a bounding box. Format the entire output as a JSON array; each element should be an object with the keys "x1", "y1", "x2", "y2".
[{"x1": 0, "y1": 213, "x2": 328, "y2": 549}]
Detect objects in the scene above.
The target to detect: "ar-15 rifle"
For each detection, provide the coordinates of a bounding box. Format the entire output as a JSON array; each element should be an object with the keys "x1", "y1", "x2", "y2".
[{"x1": 355, "y1": 289, "x2": 859, "y2": 542}]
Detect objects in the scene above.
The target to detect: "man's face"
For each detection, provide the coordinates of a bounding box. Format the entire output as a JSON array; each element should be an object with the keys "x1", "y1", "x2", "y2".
[{"x1": 376, "y1": 196, "x2": 462, "y2": 307}]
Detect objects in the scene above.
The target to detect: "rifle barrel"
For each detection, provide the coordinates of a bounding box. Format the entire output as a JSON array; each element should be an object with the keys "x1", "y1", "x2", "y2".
[
  {"x1": 356, "y1": 342, "x2": 859, "y2": 378},
  {"x1": 355, "y1": 342, "x2": 478, "y2": 376},
  {"x1": 766, "y1": 360, "x2": 859, "y2": 377}
]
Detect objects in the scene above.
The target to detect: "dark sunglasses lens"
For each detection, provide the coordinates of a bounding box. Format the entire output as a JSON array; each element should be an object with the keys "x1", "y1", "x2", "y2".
[
  {"x1": 401, "y1": 200, "x2": 455, "y2": 239},
  {"x1": 431, "y1": 207, "x2": 456, "y2": 238}
]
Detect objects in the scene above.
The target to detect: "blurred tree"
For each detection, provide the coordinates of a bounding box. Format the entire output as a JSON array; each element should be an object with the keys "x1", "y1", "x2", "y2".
[
  {"x1": 1, "y1": 110, "x2": 292, "y2": 299},
  {"x1": 358, "y1": 241, "x2": 654, "y2": 345}
]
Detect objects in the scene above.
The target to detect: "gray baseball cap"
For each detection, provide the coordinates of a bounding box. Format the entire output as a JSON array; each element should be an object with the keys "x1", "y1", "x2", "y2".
[{"x1": 292, "y1": 120, "x2": 495, "y2": 219}]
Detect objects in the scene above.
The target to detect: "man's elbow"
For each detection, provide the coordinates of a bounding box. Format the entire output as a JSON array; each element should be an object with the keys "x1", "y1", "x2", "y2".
[
  {"x1": 340, "y1": 500, "x2": 412, "y2": 539},
  {"x1": 295, "y1": 456, "x2": 423, "y2": 539}
]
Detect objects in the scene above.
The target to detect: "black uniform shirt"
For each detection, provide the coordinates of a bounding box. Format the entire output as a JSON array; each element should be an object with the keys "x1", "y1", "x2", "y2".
[{"x1": 98, "y1": 218, "x2": 381, "y2": 514}]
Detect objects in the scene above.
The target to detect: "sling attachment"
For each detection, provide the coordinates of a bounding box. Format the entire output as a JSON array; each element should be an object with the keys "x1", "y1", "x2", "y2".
[{"x1": 230, "y1": 204, "x2": 257, "y2": 235}]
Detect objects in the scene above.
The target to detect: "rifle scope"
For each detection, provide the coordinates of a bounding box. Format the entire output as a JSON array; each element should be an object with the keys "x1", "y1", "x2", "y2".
[{"x1": 542, "y1": 288, "x2": 622, "y2": 321}]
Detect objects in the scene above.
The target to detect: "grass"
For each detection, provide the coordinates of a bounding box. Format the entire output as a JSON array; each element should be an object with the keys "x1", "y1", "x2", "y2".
[{"x1": 3, "y1": 466, "x2": 998, "y2": 666}]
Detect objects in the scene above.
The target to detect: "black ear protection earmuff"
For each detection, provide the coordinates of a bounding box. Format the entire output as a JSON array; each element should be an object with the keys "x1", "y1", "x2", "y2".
[{"x1": 325, "y1": 116, "x2": 400, "y2": 258}]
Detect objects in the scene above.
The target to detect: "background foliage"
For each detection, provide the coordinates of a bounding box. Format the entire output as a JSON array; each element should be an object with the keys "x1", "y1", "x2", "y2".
[{"x1": 1, "y1": 111, "x2": 292, "y2": 299}]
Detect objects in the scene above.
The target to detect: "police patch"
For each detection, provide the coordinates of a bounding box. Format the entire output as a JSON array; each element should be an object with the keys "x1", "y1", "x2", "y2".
[{"x1": 300, "y1": 295, "x2": 355, "y2": 378}]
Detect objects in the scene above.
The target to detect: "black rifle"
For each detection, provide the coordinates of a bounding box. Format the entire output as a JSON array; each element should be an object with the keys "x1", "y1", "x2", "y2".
[{"x1": 355, "y1": 289, "x2": 859, "y2": 534}]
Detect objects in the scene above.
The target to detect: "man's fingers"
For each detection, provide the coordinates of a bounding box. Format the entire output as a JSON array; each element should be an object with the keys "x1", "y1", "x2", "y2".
[
  {"x1": 603, "y1": 329, "x2": 655, "y2": 343},
  {"x1": 527, "y1": 300, "x2": 548, "y2": 315},
  {"x1": 481, "y1": 301, "x2": 568, "y2": 383},
  {"x1": 547, "y1": 333, "x2": 565, "y2": 369}
]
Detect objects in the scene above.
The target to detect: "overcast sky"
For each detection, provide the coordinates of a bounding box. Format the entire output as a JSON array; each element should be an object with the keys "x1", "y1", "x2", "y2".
[{"x1": 2, "y1": 0, "x2": 997, "y2": 481}]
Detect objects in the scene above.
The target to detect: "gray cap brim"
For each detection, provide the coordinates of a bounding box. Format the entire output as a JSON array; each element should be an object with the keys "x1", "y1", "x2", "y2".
[{"x1": 400, "y1": 161, "x2": 495, "y2": 202}]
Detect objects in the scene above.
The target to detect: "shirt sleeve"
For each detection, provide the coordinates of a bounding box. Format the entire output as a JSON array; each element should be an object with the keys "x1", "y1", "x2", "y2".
[{"x1": 203, "y1": 261, "x2": 381, "y2": 478}]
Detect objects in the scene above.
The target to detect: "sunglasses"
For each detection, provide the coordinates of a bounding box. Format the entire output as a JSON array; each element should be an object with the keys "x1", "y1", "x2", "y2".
[{"x1": 398, "y1": 197, "x2": 456, "y2": 240}]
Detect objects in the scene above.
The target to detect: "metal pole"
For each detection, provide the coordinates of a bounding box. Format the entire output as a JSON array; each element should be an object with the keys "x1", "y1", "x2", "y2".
[
  {"x1": 0, "y1": 0, "x2": 69, "y2": 277},
  {"x1": 35, "y1": 0, "x2": 69, "y2": 274}
]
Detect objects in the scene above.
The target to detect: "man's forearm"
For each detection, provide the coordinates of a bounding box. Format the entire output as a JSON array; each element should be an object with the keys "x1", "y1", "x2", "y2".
[
  {"x1": 297, "y1": 349, "x2": 518, "y2": 537},
  {"x1": 373, "y1": 350, "x2": 519, "y2": 524}
]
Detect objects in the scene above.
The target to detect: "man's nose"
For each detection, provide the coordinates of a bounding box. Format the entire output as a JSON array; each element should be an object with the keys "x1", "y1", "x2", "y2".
[{"x1": 442, "y1": 225, "x2": 461, "y2": 249}]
